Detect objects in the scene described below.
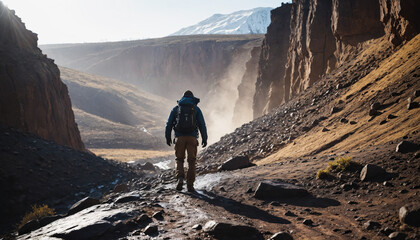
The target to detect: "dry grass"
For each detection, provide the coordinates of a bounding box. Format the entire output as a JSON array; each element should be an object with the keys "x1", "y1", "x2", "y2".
[
  {"x1": 18, "y1": 205, "x2": 55, "y2": 229},
  {"x1": 316, "y1": 156, "x2": 360, "y2": 179},
  {"x1": 90, "y1": 148, "x2": 173, "y2": 162}
]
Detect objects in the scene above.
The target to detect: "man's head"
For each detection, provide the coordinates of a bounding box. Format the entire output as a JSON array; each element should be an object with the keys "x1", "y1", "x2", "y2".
[{"x1": 183, "y1": 90, "x2": 194, "y2": 98}]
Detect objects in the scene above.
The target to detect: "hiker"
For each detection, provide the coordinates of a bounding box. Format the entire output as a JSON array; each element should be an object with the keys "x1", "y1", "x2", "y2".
[{"x1": 165, "y1": 90, "x2": 208, "y2": 192}]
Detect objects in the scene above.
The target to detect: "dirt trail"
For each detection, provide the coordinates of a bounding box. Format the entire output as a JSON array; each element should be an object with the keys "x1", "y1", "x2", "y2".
[{"x1": 132, "y1": 141, "x2": 419, "y2": 239}]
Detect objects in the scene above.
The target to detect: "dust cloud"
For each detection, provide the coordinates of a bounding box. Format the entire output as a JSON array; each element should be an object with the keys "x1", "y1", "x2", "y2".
[{"x1": 204, "y1": 49, "x2": 253, "y2": 144}]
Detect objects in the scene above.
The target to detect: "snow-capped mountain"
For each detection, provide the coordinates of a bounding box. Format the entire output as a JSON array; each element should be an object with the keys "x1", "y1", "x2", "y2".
[{"x1": 171, "y1": 7, "x2": 272, "y2": 35}]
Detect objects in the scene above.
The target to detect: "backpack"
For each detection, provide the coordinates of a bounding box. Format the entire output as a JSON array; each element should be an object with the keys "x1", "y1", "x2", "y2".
[{"x1": 174, "y1": 104, "x2": 196, "y2": 133}]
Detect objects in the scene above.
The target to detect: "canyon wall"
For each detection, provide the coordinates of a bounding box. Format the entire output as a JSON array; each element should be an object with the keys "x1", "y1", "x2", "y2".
[
  {"x1": 253, "y1": 0, "x2": 419, "y2": 117},
  {"x1": 0, "y1": 2, "x2": 85, "y2": 151},
  {"x1": 42, "y1": 35, "x2": 264, "y2": 143},
  {"x1": 233, "y1": 46, "x2": 261, "y2": 126},
  {"x1": 252, "y1": 4, "x2": 292, "y2": 118},
  {"x1": 41, "y1": 35, "x2": 263, "y2": 102}
]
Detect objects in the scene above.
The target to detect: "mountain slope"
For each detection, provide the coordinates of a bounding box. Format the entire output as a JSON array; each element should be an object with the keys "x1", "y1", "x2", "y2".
[
  {"x1": 59, "y1": 67, "x2": 171, "y2": 149},
  {"x1": 171, "y1": 7, "x2": 272, "y2": 35}
]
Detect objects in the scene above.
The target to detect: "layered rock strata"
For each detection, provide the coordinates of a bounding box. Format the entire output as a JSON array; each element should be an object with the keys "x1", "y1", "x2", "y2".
[
  {"x1": 253, "y1": 0, "x2": 419, "y2": 117},
  {"x1": 0, "y1": 2, "x2": 85, "y2": 151}
]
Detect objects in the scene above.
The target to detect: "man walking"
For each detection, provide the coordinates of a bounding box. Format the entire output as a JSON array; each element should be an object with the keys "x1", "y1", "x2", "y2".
[{"x1": 165, "y1": 90, "x2": 208, "y2": 192}]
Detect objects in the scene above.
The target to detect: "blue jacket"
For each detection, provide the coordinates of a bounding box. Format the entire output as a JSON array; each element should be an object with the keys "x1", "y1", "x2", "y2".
[{"x1": 165, "y1": 96, "x2": 208, "y2": 141}]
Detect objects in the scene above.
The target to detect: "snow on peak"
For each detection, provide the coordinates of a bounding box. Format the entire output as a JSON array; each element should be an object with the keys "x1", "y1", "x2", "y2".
[{"x1": 171, "y1": 7, "x2": 273, "y2": 36}]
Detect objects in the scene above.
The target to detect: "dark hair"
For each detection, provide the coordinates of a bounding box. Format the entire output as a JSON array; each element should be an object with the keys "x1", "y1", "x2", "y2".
[{"x1": 183, "y1": 90, "x2": 194, "y2": 97}]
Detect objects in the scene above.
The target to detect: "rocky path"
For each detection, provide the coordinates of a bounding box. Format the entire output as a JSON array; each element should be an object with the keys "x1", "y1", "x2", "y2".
[{"x1": 16, "y1": 140, "x2": 420, "y2": 240}]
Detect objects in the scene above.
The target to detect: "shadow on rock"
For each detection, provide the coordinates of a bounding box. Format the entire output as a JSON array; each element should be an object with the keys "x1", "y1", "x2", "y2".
[{"x1": 185, "y1": 190, "x2": 290, "y2": 224}]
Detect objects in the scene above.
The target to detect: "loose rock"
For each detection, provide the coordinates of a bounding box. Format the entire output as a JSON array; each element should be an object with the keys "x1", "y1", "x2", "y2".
[
  {"x1": 360, "y1": 164, "x2": 387, "y2": 181},
  {"x1": 270, "y1": 231, "x2": 293, "y2": 240},
  {"x1": 218, "y1": 155, "x2": 254, "y2": 171},
  {"x1": 152, "y1": 210, "x2": 164, "y2": 220},
  {"x1": 203, "y1": 220, "x2": 264, "y2": 240},
  {"x1": 254, "y1": 180, "x2": 309, "y2": 199},
  {"x1": 144, "y1": 225, "x2": 158, "y2": 235},
  {"x1": 192, "y1": 224, "x2": 202, "y2": 230},
  {"x1": 399, "y1": 203, "x2": 420, "y2": 226},
  {"x1": 388, "y1": 232, "x2": 406, "y2": 240},
  {"x1": 114, "y1": 192, "x2": 141, "y2": 204},
  {"x1": 68, "y1": 197, "x2": 100, "y2": 215},
  {"x1": 363, "y1": 220, "x2": 381, "y2": 230},
  {"x1": 396, "y1": 141, "x2": 420, "y2": 153},
  {"x1": 302, "y1": 219, "x2": 313, "y2": 226}
]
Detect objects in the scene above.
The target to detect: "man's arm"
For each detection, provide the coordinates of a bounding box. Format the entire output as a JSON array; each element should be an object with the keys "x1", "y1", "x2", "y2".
[
  {"x1": 196, "y1": 107, "x2": 208, "y2": 145},
  {"x1": 165, "y1": 107, "x2": 177, "y2": 144}
]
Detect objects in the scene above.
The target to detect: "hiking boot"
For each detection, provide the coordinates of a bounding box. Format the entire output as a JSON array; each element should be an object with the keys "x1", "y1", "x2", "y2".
[
  {"x1": 176, "y1": 178, "x2": 183, "y2": 191},
  {"x1": 187, "y1": 185, "x2": 195, "y2": 192}
]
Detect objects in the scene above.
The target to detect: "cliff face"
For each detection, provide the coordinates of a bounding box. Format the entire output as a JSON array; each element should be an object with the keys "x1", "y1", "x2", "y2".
[
  {"x1": 0, "y1": 3, "x2": 85, "y2": 151},
  {"x1": 252, "y1": 4, "x2": 292, "y2": 118},
  {"x1": 253, "y1": 0, "x2": 419, "y2": 117},
  {"x1": 379, "y1": 0, "x2": 420, "y2": 45}
]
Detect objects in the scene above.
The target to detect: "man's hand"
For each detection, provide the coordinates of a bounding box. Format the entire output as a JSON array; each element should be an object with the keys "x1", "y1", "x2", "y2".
[
  {"x1": 166, "y1": 138, "x2": 171, "y2": 146},
  {"x1": 202, "y1": 140, "x2": 207, "y2": 148}
]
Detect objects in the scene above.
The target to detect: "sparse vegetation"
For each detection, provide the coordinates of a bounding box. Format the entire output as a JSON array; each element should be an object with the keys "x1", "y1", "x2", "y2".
[
  {"x1": 316, "y1": 156, "x2": 361, "y2": 179},
  {"x1": 316, "y1": 168, "x2": 333, "y2": 179},
  {"x1": 18, "y1": 204, "x2": 55, "y2": 230}
]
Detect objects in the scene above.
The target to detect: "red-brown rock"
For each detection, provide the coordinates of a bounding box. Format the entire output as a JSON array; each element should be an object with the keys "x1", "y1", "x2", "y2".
[{"x1": 0, "y1": 3, "x2": 85, "y2": 151}]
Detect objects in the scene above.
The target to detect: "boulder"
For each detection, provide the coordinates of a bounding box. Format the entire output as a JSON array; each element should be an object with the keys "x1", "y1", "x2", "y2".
[
  {"x1": 399, "y1": 203, "x2": 420, "y2": 227},
  {"x1": 270, "y1": 231, "x2": 293, "y2": 240},
  {"x1": 18, "y1": 219, "x2": 40, "y2": 235},
  {"x1": 218, "y1": 155, "x2": 254, "y2": 171},
  {"x1": 68, "y1": 197, "x2": 100, "y2": 215},
  {"x1": 114, "y1": 192, "x2": 141, "y2": 204},
  {"x1": 360, "y1": 164, "x2": 387, "y2": 181},
  {"x1": 254, "y1": 180, "x2": 309, "y2": 199},
  {"x1": 203, "y1": 220, "x2": 263, "y2": 240},
  {"x1": 396, "y1": 141, "x2": 420, "y2": 153}
]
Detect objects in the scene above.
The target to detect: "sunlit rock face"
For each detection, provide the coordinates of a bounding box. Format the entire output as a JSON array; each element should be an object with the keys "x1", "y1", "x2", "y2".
[
  {"x1": 253, "y1": 0, "x2": 419, "y2": 117},
  {"x1": 0, "y1": 2, "x2": 85, "y2": 151}
]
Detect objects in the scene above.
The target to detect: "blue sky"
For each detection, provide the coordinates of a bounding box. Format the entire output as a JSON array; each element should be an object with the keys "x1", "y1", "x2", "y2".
[{"x1": 2, "y1": 0, "x2": 288, "y2": 44}]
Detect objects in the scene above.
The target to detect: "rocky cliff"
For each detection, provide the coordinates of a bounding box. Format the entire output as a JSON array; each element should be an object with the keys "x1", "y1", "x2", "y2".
[
  {"x1": 253, "y1": 0, "x2": 419, "y2": 117},
  {"x1": 0, "y1": 2, "x2": 85, "y2": 151}
]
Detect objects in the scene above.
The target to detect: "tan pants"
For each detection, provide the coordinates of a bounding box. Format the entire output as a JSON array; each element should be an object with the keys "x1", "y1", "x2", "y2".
[{"x1": 175, "y1": 136, "x2": 198, "y2": 186}]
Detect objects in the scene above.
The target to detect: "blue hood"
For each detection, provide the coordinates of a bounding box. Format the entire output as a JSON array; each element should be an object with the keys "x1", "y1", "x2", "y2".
[{"x1": 177, "y1": 96, "x2": 200, "y2": 106}]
